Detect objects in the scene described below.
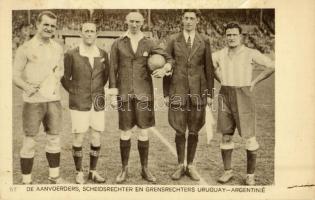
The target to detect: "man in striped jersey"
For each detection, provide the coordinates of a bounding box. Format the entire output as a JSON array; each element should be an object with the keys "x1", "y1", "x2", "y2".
[{"x1": 212, "y1": 22, "x2": 275, "y2": 185}]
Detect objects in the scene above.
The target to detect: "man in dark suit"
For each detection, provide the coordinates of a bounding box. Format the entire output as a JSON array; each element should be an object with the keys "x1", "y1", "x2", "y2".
[
  {"x1": 162, "y1": 9, "x2": 214, "y2": 181},
  {"x1": 61, "y1": 22, "x2": 109, "y2": 184},
  {"x1": 109, "y1": 11, "x2": 173, "y2": 184}
]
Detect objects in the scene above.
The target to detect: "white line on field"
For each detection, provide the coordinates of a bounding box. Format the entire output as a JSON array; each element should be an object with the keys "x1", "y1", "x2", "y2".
[{"x1": 150, "y1": 127, "x2": 208, "y2": 185}]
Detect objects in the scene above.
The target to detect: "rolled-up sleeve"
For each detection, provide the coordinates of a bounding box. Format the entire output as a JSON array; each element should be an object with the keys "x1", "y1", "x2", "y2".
[
  {"x1": 252, "y1": 49, "x2": 274, "y2": 68},
  {"x1": 13, "y1": 45, "x2": 27, "y2": 79},
  {"x1": 211, "y1": 52, "x2": 219, "y2": 70},
  {"x1": 211, "y1": 51, "x2": 223, "y2": 82}
]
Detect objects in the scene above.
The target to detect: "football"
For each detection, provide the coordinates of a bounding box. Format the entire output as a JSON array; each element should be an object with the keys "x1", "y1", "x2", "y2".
[{"x1": 148, "y1": 54, "x2": 166, "y2": 72}]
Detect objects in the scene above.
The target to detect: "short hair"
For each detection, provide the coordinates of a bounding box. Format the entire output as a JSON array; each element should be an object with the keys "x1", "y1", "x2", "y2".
[
  {"x1": 80, "y1": 21, "x2": 97, "y2": 32},
  {"x1": 181, "y1": 9, "x2": 201, "y2": 18},
  {"x1": 37, "y1": 11, "x2": 57, "y2": 22},
  {"x1": 125, "y1": 10, "x2": 144, "y2": 21},
  {"x1": 225, "y1": 22, "x2": 242, "y2": 34}
]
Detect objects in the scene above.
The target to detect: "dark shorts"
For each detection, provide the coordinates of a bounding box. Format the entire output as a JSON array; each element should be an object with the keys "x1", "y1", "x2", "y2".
[
  {"x1": 168, "y1": 98, "x2": 206, "y2": 135},
  {"x1": 217, "y1": 86, "x2": 255, "y2": 139},
  {"x1": 23, "y1": 101, "x2": 62, "y2": 136},
  {"x1": 118, "y1": 97, "x2": 155, "y2": 131}
]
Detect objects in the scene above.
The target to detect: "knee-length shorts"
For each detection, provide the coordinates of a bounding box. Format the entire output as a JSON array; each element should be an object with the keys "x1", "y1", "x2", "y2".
[
  {"x1": 217, "y1": 86, "x2": 256, "y2": 139},
  {"x1": 70, "y1": 105, "x2": 105, "y2": 133},
  {"x1": 23, "y1": 101, "x2": 62, "y2": 136},
  {"x1": 118, "y1": 97, "x2": 155, "y2": 131}
]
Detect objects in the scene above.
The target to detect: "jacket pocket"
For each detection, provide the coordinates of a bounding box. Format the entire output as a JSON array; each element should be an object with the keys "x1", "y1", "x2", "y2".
[{"x1": 69, "y1": 82, "x2": 79, "y2": 94}]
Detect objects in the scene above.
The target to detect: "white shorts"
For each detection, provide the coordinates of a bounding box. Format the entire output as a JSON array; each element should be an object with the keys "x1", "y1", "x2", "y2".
[{"x1": 70, "y1": 106, "x2": 105, "y2": 133}]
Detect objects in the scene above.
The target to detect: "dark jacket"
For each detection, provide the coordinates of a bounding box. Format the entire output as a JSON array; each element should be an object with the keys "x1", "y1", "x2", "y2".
[
  {"x1": 163, "y1": 32, "x2": 214, "y2": 106},
  {"x1": 61, "y1": 47, "x2": 109, "y2": 111},
  {"x1": 109, "y1": 35, "x2": 173, "y2": 102}
]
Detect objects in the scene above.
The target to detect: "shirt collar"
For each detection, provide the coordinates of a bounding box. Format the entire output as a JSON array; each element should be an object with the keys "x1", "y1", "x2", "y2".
[
  {"x1": 227, "y1": 44, "x2": 245, "y2": 56},
  {"x1": 79, "y1": 42, "x2": 100, "y2": 57},
  {"x1": 123, "y1": 31, "x2": 144, "y2": 40},
  {"x1": 32, "y1": 34, "x2": 52, "y2": 46},
  {"x1": 183, "y1": 30, "x2": 196, "y2": 42}
]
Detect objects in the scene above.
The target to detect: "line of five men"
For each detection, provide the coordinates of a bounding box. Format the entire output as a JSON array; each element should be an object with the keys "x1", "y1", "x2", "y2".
[{"x1": 13, "y1": 9, "x2": 274, "y2": 185}]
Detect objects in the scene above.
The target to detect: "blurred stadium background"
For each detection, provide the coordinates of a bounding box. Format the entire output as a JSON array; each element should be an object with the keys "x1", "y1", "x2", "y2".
[
  {"x1": 12, "y1": 9, "x2": 274, "y2": 54},
  {"x1": 12, "y1": 9, "x2": 275, "y2": 185}
]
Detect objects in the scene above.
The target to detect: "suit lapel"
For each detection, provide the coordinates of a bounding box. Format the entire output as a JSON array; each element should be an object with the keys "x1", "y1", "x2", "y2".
[
  {"x1": 122, "y1": 34, "x2": 148, "y2": 57},
  {"x1": 77, "y1": 46, "x2": 94, "y2": 73},
  {"x1": 80, "y1": 54, "x2": 93, "y2": 73},
  {"x1": 92, "y1": 48, "x2": 104, "y2": 77},
  {"x1": 189, "y1": 33, "x2": 202, "y2": 59},
  {"x1": 135, "y1": 38, "x2": 146, "y2": 57},
  {"x1": 123, "y1": 37, "x2": 136, "y2": 57},
  {"x1": 176, "y1": 33, "x2": 189, "y2": 57},
  {"x1": 79, "y1": 46, "x2": 103, "y2": 75},
  {"x1": 92, "y1": 57, "x2": 100, "y2": 72},
  {"x1": 92, "y1": 48, "x2": 101, "y2": 70}
]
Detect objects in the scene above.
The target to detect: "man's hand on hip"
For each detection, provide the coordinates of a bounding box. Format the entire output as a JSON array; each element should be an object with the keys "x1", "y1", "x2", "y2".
[{"x1": 250, "y1": 81, "x2": 256, "y2": 92}]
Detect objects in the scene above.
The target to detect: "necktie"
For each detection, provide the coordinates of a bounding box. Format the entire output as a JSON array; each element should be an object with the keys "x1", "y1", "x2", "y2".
[{"x1": 187, "y1": 36, "x2": 192, "y2": 52}]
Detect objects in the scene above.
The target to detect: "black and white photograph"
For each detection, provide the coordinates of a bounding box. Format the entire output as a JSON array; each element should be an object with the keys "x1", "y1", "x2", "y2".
[
  {"x1": 11, "y1": 8, "x2": 275, "y2": 185},
  {"x1": 1, "y1": 0, "x2": 315, "y2": 199}
]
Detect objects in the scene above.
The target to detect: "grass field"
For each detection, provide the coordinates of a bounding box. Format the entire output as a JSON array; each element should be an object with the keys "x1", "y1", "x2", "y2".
[{"x1": 12, "y1": 70, "x2": 274, "y2": 185}]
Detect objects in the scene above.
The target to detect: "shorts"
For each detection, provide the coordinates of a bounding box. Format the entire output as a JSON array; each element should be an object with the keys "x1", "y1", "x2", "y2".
[
  {"x1": 70, "y1": 105, "x2": 105, "y2": 133},
  {"x1": 217, "y1": 86, "x2": 256, "y2": 139},
  {"x1": 168, "y1": 98, "x2": 206, "y2": 135},
  {"x1": 118, "y1": 97, "x2": 155, "y2": 131},
  {"x1": 23, "y1": 101, "x2": 62, "y2": 136}
]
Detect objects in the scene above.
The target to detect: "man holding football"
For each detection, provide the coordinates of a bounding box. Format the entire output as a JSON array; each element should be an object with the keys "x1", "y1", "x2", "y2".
[
  {"x1": 13, "y1": 11, "x2": 65, "y2": 184},
  {"x1": 212, "y1": 22, "x2": 274, "y2": 185},
  {"x1": 162, "y1": 9, "x2": 214, "y2": 181},
  {"x1": 109, "y1": 11, "x2": 172, "y2": 184},
  {"x1": 61, "y1": 22, "x2": 109, "y2": 184}
]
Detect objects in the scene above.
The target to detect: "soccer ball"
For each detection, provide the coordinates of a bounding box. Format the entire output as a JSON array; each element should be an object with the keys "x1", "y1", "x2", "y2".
[{"x1": 148, "y1": 54, "x2": 166, "y2": 72}]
